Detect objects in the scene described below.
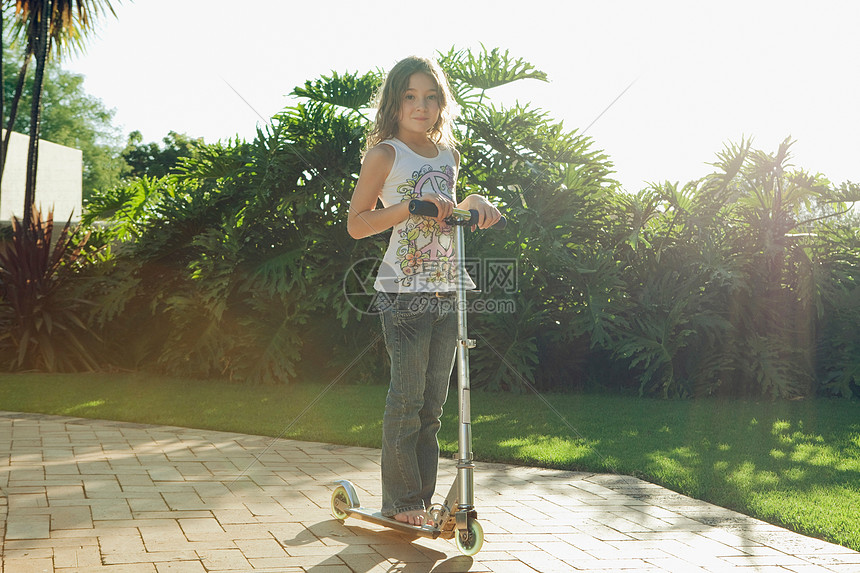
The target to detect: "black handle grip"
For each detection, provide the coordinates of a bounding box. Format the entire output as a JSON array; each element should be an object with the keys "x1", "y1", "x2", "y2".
[
  {"x1": 408, "y1": 200, "x2": 507, "y2": 230},
  {"x1": 408, "y1": 199, "x2": 441, "y2": 217},
  {"x1": 487, "y1": 213, "x2": 507, "y2": 230}
]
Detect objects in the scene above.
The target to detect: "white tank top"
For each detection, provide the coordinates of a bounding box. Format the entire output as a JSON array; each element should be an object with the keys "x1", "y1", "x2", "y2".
[{"x1": 373, "y1": 138, "x2": 476, "y2": 293}]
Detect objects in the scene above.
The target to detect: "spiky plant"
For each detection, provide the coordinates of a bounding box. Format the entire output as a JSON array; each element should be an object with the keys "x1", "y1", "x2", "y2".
[{"x1": 0, "y1": 206, "x2": 97, "y2": 370}]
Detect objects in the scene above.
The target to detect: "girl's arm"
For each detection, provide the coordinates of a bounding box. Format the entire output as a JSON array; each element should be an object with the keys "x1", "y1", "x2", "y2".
[
  {"x1": 347, "y1": 145, "x2": 404, "y2": 239},
  {"x1": 347, "y1": 145, "x2": 453, "y2": 239}
]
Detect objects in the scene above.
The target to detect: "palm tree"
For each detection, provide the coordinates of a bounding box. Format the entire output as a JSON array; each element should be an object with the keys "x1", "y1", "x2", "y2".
[
  {"x1": 1, "y1": 33, "x2": 36, "y2": 186},
  {"x1": 1, "y1": 8, "x2": 3, "y2": 180},
  {"x1": 1, "y1": 0, "x2": 118, "y2": 226},
  {"x1": 1, "y1": 2, "x2": 11, "y2": 184}
]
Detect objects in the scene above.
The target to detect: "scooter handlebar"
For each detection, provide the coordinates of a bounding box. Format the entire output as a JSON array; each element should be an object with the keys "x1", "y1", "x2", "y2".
[{"x1": 408, "y1": 200, "x2": 507, "y2": 230}]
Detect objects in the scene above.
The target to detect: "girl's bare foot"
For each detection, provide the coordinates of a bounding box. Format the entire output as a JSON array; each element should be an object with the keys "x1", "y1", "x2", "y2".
[{"x1": 393, "y1": 509, "x2": 429, "y2": 526}]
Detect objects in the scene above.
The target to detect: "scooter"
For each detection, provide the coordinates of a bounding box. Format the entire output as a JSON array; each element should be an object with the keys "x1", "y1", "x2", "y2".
[{"x1": 331, "y1": 199, "x2": 506, "y2": 556}]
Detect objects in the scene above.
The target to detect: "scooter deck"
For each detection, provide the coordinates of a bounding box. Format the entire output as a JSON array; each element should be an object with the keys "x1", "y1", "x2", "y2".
[{"x1": 342, "y1": 506, "x2": 453, "y2": 539}]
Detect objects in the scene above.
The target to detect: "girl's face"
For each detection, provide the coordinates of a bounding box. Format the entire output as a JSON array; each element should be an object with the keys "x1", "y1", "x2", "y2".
[{"x1": 397, "y1": 72, "x2": 441, "y2": 139}]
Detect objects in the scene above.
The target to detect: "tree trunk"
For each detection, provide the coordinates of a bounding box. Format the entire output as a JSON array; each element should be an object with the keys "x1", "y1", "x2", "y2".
[
  {"x1": 1, "y1": 9, "x2": 4, "y2": 193},
  {"x1": 23, "y1": 0, "x2": 52, "y2": 230},
  {"x1": 1, "y1": 38, "x2": 34, "y2": 184}
]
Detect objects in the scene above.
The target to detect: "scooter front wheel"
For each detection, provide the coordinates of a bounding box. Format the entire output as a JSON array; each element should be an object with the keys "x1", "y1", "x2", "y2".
[
  {"x1": 331, "y1": 485, "x2": 350, "y2": 521},
  {"x1": 455, "y1": 519, "x2": 484, "y2": 556}
]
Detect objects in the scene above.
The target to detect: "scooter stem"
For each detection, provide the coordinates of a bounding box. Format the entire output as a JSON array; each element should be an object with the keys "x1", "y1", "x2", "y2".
[{"x1": 454, "y1": 224, "x2": 475, "y2": 511}]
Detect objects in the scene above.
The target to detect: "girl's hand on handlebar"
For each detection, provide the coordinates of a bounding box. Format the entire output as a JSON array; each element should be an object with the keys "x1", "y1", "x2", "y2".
[
  {"x1": 461, "y1": 195, "x2": 502, "y2": 231},
  {"x1": 420, "y1": 194, "x2": 455, "y2": 226}
]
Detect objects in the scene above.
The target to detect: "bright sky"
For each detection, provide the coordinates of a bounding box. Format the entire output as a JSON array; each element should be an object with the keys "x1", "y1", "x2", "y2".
[{"x1": 65, "y1": 0, "x2": 859, "y2": 192}]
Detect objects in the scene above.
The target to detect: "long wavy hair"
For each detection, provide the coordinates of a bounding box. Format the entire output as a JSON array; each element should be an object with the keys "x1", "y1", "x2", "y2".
[{"x1": 366, "y1": 56, "x2": 458, "y2": 152}]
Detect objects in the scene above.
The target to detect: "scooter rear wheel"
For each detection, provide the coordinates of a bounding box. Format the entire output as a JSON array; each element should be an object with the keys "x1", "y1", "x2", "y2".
[{"x1": 455, "y1": 519, "x2": 484, "y2": 556}]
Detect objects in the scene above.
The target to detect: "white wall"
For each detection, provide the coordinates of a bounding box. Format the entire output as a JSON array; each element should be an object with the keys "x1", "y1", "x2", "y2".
[{"x1": 0, "y1": 130, "x2": 83, "y2": 222}]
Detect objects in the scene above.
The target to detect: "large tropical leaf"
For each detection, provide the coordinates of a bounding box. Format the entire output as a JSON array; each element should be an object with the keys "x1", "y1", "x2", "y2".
[
  {"x1": 740, "y1": 334, "x2": 814, "y2": 399},
  {"x1": 292, "y1": 70, "x2": 381, "y2": 115},
  {"x1": 471, "y1": 297, "x2": 542, "y2": 392},
  {"x1": 439, "y1": 46, "x2": 548, "y2": 91},
  {"x1": 227, "y1": 290, "x2": 307, "y2": 385}
]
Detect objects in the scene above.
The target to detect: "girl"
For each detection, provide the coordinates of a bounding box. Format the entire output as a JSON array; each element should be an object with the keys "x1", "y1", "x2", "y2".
[{"x1": 347, "y1": 56, "x2": 500, "y2": 526}]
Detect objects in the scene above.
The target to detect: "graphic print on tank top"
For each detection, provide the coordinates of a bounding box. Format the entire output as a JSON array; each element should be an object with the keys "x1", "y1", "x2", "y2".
[{"x1": 395, "y1": 163, "x2": 457, "y2": 289}]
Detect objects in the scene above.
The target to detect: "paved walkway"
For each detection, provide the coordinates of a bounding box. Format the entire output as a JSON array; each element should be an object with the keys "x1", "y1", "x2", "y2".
[{"x1": 1, "y1": 412, "x2": 858, "y2": 573}]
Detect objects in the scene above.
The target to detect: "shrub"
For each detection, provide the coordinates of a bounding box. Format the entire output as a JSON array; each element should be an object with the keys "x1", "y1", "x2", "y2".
[{"x1": 0, "y1": 207, "x2": 97, "y2": 371}]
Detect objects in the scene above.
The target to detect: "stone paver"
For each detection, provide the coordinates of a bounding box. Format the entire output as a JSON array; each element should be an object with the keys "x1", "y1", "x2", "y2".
[{"x1": 1, "y1": 411, "x2": 859, "y2": 572}]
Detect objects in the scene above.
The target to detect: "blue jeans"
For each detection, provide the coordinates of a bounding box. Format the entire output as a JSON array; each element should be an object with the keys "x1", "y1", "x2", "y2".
[{"x1": 378, "y1": 292, "x2": 457, "y2": 517}]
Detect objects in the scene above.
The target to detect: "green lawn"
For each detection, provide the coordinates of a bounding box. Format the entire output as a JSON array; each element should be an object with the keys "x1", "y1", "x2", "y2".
[{"x1": 1, "y1": 372, "x2": 858, "y2": 551}]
